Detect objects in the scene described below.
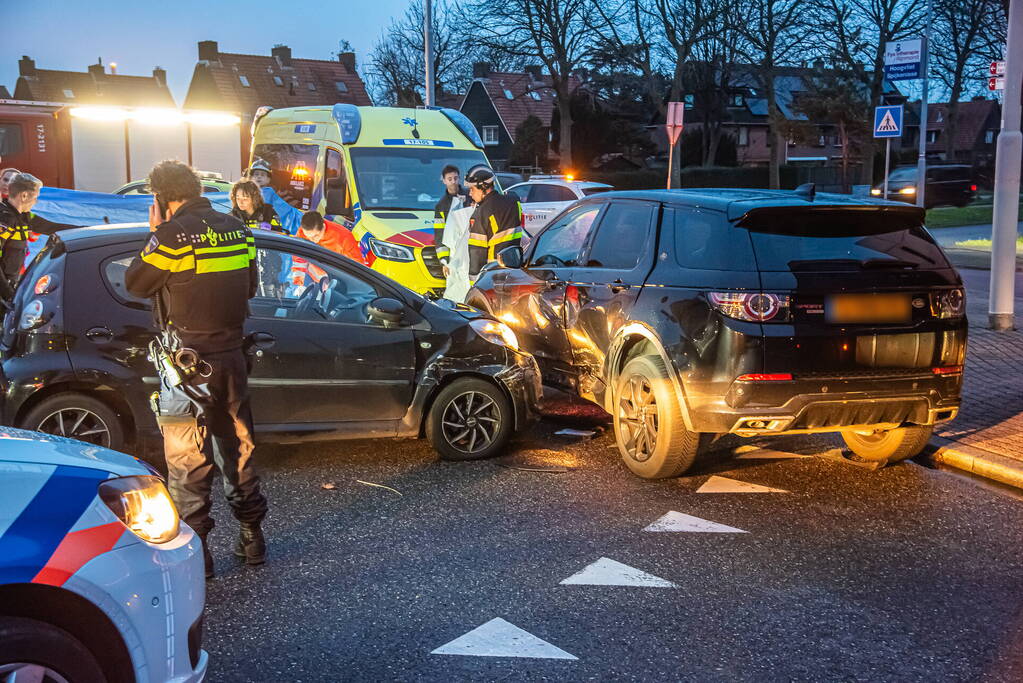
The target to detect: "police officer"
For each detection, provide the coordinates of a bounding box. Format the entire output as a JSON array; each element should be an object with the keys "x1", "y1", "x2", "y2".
[
  {"x1": 464, "y1": 165, "x2": 524, "y2": 277},
  {"x1": 433, "y1": 165, "x2": 473, "y2": 276},
  {"x1": 125, "y1": 160, "x2": 268, "y2": 579},
  {"x1": 0, "y1": 173, "x2": 79, "y2": 304}
]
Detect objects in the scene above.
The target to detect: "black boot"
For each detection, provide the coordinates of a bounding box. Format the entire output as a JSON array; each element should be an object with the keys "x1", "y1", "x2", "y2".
[
  {"x1": 199, "y1": 534, "x2": 214, "y2": 579},
  {"x1": 233, "y1": 522, "x2": 266, "y2": 565}
]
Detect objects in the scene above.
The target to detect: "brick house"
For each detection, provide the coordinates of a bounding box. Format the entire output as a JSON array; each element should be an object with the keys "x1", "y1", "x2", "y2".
[
  {"x1": 13, "y1": 56, "x2": 174, "y2": 107},
  {"x1": 459, "y1": 63, "x2": 581, "y2": 170},
  {"x1": 903, "y1": 97, "x2": 1001, "y2": 167},
  {"x1": 183, "y1": 41, "x2": 372, "y2": 127}
]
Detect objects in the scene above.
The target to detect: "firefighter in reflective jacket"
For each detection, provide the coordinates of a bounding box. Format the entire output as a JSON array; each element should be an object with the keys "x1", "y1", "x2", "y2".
[
  {"x1": 125, "y1": 161, "x2": 268, "y2": 579},
  {"x1": 465, "y1": 165, "x2": 523, "y2": 277}
]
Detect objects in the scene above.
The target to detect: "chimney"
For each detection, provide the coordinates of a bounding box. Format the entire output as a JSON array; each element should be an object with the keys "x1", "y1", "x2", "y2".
[
  {"x1": 198, "y1": 40, "x2": 219, "y2": 62},
  {"x1": 272, "y1": 44, "x2": 293, "y2": 68},
  {"x1": 473, "y1": 62, "x2": 492, "y2": 79},
  {"x1": 153, "y1": 67, "x2": 167, "y2": 87},
  {"x1": 88, "y1": 61, "x2": 105, "y2": 78},
  {"x1": 338, "y1": 52, "x2": 356, "y2": 73},
  {"x1": 18, "y1": 56, "x2": 36, "y2": 77},
  {"x1": 524, "y1": 65, "x2": 543, "y2": 81}
]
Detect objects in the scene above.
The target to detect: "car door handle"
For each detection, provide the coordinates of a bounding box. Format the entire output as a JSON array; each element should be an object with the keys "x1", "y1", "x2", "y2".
[
  {"x1": 608, "y1": 280, "x2": 631, "y2": 294},
  {"x1": 546, "y1": 277, "x2": 565, "y2": 290},
  {"x1": 85, "y1": 327, "x2": 113, "y2": 343},
  {"x1": 249, "y1": 332, "x2": 276, "y2": 349}
]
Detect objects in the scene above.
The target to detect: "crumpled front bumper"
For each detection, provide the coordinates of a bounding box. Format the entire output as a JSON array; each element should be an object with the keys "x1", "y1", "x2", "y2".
[{"x1": 494, "y1": 349, "x2": 543, "y2": 430}]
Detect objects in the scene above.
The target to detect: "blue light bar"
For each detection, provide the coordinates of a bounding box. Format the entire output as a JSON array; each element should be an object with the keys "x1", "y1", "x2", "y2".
[
  {"x1": 440, "y1": 108, "x2": 484, "y2": 149},
  {"x1": 332, "y1": 103, "x2": 362, "y2": 144}
]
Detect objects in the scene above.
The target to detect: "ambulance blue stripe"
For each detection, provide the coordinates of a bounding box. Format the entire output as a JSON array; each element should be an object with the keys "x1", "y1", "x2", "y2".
[{"x1": 0, "y1": 465, "x2": 110, "y2": 584}]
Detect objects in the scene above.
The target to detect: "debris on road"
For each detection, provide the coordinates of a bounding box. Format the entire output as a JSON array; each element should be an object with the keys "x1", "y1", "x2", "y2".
[
  {"x1": 356, "y1": 480, "x2": 403, "y2": 496},
  {"x1": 554, "y1": 428, "x2": 597, "y2": 439},
  {"x1": 321, "y1": 482, "x2": 337, "y2": 490}
]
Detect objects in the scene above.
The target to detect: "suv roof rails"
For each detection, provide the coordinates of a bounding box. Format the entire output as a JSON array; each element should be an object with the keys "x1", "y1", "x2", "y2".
[{"x1": 794, "y1": 183, "x2": 816, "y2": 202}]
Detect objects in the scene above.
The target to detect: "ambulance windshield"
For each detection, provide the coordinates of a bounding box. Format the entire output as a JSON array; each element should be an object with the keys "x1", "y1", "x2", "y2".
[{"x1": 349, "y1": 147, "x2": 490, "y2": 212}]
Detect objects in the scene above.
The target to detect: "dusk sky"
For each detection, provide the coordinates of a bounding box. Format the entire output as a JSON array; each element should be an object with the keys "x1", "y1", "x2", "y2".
[{"x1": 2, "y1": 0, "x2": 411, "y2": 103}]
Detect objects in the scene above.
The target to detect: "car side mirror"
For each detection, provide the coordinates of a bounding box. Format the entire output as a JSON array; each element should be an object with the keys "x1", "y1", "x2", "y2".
[
  {"x1": 367, "y1": 297, "x2": 406, "y2": 326},
  {"x1": 325, "y1": 189, "x2": 350, "y2": 218},
  {"x1": 497, "y1": 245, "x2": 525, "y2": 269}
]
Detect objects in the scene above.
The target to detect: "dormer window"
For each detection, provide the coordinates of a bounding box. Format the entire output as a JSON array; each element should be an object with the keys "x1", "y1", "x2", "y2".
[
  {"x1": 335, "y1": 81, "x2": 348, "y2": 93},
  {"x1": 503, "y1": 89, "x2": 514, "y2": 100},
  {"x1": 308, "y1": 82, "x2": 316, "y2": 91},
  {"x1": 273, "y1": 75, "x2": 284, "y2": 87},
  {"x1": 730, "y1": 94, "x2": 744, "y2": 107},
  {"x1": 63, "y1": 89, "x2": 74, "y2": 99},
  {"x1": 239, "y1": 75, "x2": 251, "y2": 87},
  {"x1": 529, "y1": 91, "x2": 541, "y2": 101}
]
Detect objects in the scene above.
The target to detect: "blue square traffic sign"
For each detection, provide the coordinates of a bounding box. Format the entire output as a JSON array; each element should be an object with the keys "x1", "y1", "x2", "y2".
[{"x1": 873, "y1": 105, "x2": 903, "y2": 138}]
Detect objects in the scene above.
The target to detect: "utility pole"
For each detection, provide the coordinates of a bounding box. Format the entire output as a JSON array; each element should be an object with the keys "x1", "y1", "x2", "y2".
[
  {"x1": 989, "y1": 0, "x2": 1023, "y2": 330},
  {"x1": 424, "y1": 0, "x2": 436, "y2": 107},
  {"x1": 916, "y1": 0, "x2": 932, "y2": 208}
]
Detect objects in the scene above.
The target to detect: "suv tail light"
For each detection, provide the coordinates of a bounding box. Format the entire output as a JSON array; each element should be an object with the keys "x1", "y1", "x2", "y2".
[
  {"x1": 931, "y1": 288, "x2": 965, "y2": 319},
  {"x1": 709, "y1": 292, "x2": 791, "y2": 322},
  {"x1": 970, "y1": 184, "x2": 978, "y2": 192}
]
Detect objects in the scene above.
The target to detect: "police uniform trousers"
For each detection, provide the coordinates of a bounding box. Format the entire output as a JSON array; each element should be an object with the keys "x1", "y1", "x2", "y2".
[{"x1": 157, "y1": 348, "x2": 267, "y2": 537}]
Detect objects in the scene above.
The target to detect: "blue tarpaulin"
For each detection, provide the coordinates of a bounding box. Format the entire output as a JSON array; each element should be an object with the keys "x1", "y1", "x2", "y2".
[{"x1": 31, "y1": 186, "x2": 301, "y2": 235}]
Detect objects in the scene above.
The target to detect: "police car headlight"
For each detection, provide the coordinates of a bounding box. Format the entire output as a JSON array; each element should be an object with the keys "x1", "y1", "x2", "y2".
[
  {"x1": 369, "y1": 238, "x2": 415, "y2": 262},
  {"x1": 470, "y1": 319, "x2": 519, "y2": 350},
  {"x1": 98, "y1": 476, "x2": 180, "y2": 544}
]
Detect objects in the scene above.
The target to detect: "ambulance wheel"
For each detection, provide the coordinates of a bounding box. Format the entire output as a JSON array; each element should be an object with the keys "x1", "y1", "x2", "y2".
[
  {"x1": 22, "y1": 393, "x2": 126, "y2": 452},
  {"x1": 0, "y1": 616, "x2": 105, "y2": 683},
  {"x1": 427, "y1": 377, "x2": 512, "y2": 461}
]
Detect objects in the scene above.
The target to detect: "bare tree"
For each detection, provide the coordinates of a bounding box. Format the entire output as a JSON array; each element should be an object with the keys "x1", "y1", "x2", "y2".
[
  {"x1": 736, "y1": 0, "x2": 813, "y2": 188},
  {"x1": 586, "y1": 0, "x2": 668, "y2": 116},
  {"x1": 469, "y1": 0, "x2": 592, "y2": 168},
  {"x1": 818, "y1": 0, "x2": 927, "y2": 184},
  {"x1": 368, "y1": 0, "x2": 472, "y2": 106},
  {"x1": 932, "y1": 0, "x2": 1002, "y2": 161}
]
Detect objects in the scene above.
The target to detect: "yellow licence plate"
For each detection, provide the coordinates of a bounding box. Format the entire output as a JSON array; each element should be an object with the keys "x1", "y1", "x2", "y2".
[{"x1": 826, "y1": 293, "x2": 911, "y2": 324}]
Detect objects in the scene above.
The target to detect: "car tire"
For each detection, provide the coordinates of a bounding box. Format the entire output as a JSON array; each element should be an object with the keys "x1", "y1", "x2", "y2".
[
  {"x1": 465, "y1": 291, "x2": 494, "y2": 314},
  {"x1": 22, "y1": 393, "x2": 126, "y2": 452},
  {"x1": 0, "y1": 616, "x2": 106, "y2": 683},
  {"x1": 427, "y1": 377, "x2": 513, "y2": 461},
  {"x1": 613, "y1": 355, "x2": 699, "y2": 479},
  {"x1": 841, "y1": 424, "x2": 934, "y2": 465}
]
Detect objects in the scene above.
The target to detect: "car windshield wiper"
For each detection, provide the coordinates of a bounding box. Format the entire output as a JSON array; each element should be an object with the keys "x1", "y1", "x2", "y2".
[{"x1": 860, "y1": 258, "x2": 919, "y2": 269}]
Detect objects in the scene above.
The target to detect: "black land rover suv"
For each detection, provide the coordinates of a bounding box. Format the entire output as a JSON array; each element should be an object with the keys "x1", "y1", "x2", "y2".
[{"x1": 467, "y1": 188, "x2": 967, "y2": 479}]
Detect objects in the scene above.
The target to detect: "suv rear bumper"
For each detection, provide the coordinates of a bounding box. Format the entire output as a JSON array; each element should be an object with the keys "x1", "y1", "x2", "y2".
[{"x1": 688, "y1": 372, "x2": 962, "y2": 435}]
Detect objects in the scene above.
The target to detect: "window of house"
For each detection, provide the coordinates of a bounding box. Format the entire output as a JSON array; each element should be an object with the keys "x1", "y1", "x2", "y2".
[
  {"x1": 335, "y1": 81, "x2": 348, "y2": 93},
  {"x1": 738, "y1": 126, "x2": 749, "y2": 146},
  {"x1": 684, "y1": 93, "x2": 695, "y2": 107},
  {"x1": 503, "y1": 88, "x2": 514, "y2": 100},
  {"x1": 529, "y1": 91, "x2": 541, "y2": 101},
  {"x1": 817, "y1": 134, "x2": 826, "y2": 147},
  {"x1": 308, "y1": 82, "x2": 317, "y2": 91},
  {"x1": 936, "y1": 110, "x2": 943, "y2": 123},
  {"x1": 730, "y1": 94, "x2": 744, "y2": 107},
  {"x1": 985, "y1": 130, "x2": 995, "y2": 144},
  {"x1": 482, "y1": 125, "x2": 499, "y2": 145},
  {"x1": 273, "y1": 75, "x2": 284, "y2": 87},
  {"x1": 239, "y1": 75, "x2": 251, "y2": 87},
  {"x1": 926, "y1": 130, "x2": 940, "y2": 143},
  {"x1": 63, "y1": 89, "x2": 74, "y2": 99}
]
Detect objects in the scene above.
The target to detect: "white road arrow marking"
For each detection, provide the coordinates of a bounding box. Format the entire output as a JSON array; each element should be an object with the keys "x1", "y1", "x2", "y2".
[
  {"x1": 431, "y1": 618, "x2": 578, "y2": 660},
  {"x1": 644, "y1": 511, "x2": 748, "y2": 533},
  {"x1": 560, "y1": 557, "x2": 677, "y2": 588},
  {"x1": 696, "y1": 475, "x2": 788, "y2": 494}
]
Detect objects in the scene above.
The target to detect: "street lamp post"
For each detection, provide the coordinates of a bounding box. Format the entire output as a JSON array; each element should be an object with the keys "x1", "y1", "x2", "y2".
[
  {"x1": 424, "y1": 0, "x2": 436, "y2": 107},
  {"x1": 916, "y1": 0, "x2": 932, "y2": 209},
  {"x1": 989, "y1": 0, "x2": 1023, "y2": 330}
]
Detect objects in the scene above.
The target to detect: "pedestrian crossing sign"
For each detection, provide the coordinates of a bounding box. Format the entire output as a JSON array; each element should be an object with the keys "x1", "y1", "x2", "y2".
[{"x1": 874, "y1": 105, "x2": 903, "y2": 138}]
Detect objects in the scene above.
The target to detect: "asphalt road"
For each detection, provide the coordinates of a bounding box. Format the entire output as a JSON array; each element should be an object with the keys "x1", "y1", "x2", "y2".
[{"x1": 201, "y1": 394, "x2": 1023, "y2": 682}]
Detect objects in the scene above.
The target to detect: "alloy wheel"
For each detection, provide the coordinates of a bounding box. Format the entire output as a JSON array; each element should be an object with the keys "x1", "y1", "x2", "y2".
[
  {"x1": 618, "y1": 374, "x2": 658, "y2": 462},
  {"x1": 36, "y1": 408, "x2": 112, "y2": 447},
  {"x1": 0, "y1": 662, "x2": 71, "y2": 683},
  {"x1": 441, "y1": 391, "x2": 501, "y2": 455}
]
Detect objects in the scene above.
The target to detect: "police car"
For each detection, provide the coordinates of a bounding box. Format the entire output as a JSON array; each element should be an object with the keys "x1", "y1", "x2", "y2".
[
  {"x1": 0, "y1": 427, "x2": 207, "y2": 682},
  {"x1": 504, "y1": 175, "x2": 613, "y2": 236}
]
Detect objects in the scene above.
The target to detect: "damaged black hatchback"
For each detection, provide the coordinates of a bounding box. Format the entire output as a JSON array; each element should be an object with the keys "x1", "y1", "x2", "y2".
[{"x1": 0, "y1": 226, "x2": 541, "y2": 462}]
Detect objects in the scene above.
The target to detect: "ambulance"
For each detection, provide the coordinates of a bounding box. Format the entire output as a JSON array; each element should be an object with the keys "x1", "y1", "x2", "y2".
[{"x1": 250, "y1": 104, "x2": 492, "y2": 295}]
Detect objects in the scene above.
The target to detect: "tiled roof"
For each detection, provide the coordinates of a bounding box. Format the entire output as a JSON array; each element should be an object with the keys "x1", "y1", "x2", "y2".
[
  {"x1": 475, "y1": 71, "x2": 582, "y2": 140},
  {"x1": 185, "y1": 51, "x2": 371, "y2": 114},
  {"x1": 923, "y1": 99, "x2": 999, "y2": 151},
  {"x1": 14, "y1": 68, "x2": 174, "y2": 107}
]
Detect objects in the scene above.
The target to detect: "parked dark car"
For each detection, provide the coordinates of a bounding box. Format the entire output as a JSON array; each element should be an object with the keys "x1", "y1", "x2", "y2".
[
  {"x1": 467, "y1": 188, "x2": 967, "y2": 479},
  {"x1": 872, "y1": 164, "x2": 977, "y2": 208},
  {"x1": 0, "y1": 225, "x2": 540, "y2": 462}
]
